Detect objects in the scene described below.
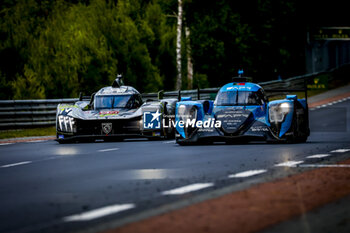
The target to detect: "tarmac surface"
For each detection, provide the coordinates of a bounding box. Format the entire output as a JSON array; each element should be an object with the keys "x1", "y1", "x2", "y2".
[{"x1": 0, "y1": 85, "x2": 349, "y2": 233}]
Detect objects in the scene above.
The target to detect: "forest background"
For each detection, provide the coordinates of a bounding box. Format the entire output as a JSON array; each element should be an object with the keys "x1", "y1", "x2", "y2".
[{"x1": 0, "y1": 0, "x2": 348, "y2": 99}]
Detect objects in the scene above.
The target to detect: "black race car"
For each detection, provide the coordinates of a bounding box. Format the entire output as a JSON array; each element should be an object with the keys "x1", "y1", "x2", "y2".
[{"x1": 56, "y1": 76, "x2": 177, "y2": 143}]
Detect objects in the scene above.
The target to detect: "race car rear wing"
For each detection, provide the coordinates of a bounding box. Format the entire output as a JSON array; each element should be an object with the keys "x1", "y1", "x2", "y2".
[
  {"x1": 146, "y1": 77, "x2": 309, "y2": 104},
  {"x1": 142, "y1": 90, "x2": 181, "y2": 102},
  {"x1": 195, "y1": 88, "x2": 219, "y2": 100},
  {"x1": 264, "y1": 76, "x2": 308, "y2": 105}
]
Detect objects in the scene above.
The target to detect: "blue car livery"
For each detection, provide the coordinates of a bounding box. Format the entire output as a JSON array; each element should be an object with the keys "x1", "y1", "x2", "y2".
[{"x1": 175, "y1": 78, "x2": 310, "y2": 145}]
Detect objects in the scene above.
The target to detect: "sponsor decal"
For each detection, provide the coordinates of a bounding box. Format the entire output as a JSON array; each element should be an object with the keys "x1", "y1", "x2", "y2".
[
  {"x1": 59, "y1": 105, "x2": 77, "y2": 109},
  {"x1": 152, "y1": 131, "x2": 161, "y2": 136},
  {"x1": 226, "y1": 86, "x2": 251, "y2": 90},
  {"x1": 250, "y1": 126, "x2": 269, "y2": 132},
  {"x1": 59, "y1": 108, "x2": 73, "y2": 115},
  {"x1": 216, "y1": 114, "x2": 249, "y2": 118},
  {"x1": 102, "y1": 123, "x2": 113, "y2": 134},
  {"x1": 99, "y1": 110, "x2": 120, "y2": 117},
  {"x1": 58, "y1": 105, "x2": 79, "y2": 114},
  {"x1": 143, "y1": 110, "x2": 161, "y2": 129}
]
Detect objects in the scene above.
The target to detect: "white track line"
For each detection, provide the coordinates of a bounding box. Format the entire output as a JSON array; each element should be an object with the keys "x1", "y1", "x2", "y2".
[
  {"x1": 1, "y1": 161, "x2": 32, "y2": 168},
  {"x1": 330, "y1": 149, "x2": 350, "y2": 153},
  {"x1": 63, "y1": 203, "x2": 135, "y2": 222},
  {"x1": 27, "y1": 140, "x2": 48, "y2": 143},
  {"x1": 312, "y1": 96, "x2": 350, "y2": 110},
  {"x1": 163, "y1": 140, "x2": 176, "y2": 144},
  {"x1": 306, "y1": 154, "x2": 331, "y2": 159},
  {"x1": 162, "y1": 183, "x2": 214, "y2": 195},
  {"x1": 274, "y1": 161, "x2": 304, "y2": 167},
  {"x1": 98, "y1": 148, "x2": 119, "y2": 152},
  {"x1": 228, "y1": 169, "x2": 267, "y2": 178},
  {"x1": 299, "y1": 164, "x2": 350, "y2": 168},
  {"x1": 0, "y1": 143, "x2": 14, "y2": 146}
]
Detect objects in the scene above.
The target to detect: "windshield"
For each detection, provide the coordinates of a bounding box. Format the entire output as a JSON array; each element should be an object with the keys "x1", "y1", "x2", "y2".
[
  {"x1": 215, "y1": 91, "x2": 262, "y2": 106},
  {"x1": 95, "y1": 95, "x2": 133, "y2": 109}
]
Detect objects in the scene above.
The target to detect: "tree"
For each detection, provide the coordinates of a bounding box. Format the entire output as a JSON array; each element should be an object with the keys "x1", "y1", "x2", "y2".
[{"x1": 0, "y1": 0, "x2": 177, "y2": 99}]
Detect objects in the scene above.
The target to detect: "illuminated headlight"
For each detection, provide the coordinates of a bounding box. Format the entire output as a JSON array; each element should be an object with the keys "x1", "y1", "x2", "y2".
[
  {"x1": 177, "y1": 105, "x2": 186, "y2": 117},
  {"x1": 280, "y1": 102, "x2": 291, "y2": 114},
  {"x1": 58, "y1": 115, "x2": 76, "y2": 132},
  {"x1": 177, "y1": 105, "x2": 197, "y2": 122},
  {"x1": 269, "y1": 102, "x2": 291, "y2": 123},
  {"x1": 177, "y1": 104, "x2": 197, "y2": 126},
  {"x1": 139, "y1": 118, "x2": 143, "y2": 129}
]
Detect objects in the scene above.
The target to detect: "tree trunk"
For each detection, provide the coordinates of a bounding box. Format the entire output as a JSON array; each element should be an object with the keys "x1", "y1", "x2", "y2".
[
  {"x1": 186, "y1": 27, "x2": 193, "y2": 89},
  {"x1": 175, "y1": 0, "x2": 183, "y2": 90}
]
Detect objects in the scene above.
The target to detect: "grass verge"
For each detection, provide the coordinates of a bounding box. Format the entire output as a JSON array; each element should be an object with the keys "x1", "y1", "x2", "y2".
[{"x1": 0, "y1": 127, "x2": 56, "y2": 140}]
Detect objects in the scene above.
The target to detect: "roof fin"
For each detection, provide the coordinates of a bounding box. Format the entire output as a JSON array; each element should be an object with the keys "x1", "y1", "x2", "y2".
[{"x1": 112, "y1": 74, "x2": 124, "y2": 88}]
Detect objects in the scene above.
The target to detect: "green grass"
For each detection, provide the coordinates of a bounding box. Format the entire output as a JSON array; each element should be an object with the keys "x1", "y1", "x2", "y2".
[{"x1": 0, "y1": 127, "x2": 56, "y2": 140}]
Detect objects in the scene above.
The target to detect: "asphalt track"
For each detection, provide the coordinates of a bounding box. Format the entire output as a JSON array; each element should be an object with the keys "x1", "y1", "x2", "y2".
[{"x1": 0, "y1": 97, "x2": 350, "y2": 233}]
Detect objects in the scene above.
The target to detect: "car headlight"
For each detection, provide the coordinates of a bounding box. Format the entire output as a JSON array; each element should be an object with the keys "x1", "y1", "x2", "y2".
[
  {"x1": 177, "y1": 105, "x2": 197, "y2": 122},
  {"x1": 280, "y1": 102, "x2": 291, "y2": 114},
  {"x1": 177, "y1": 105, "x2": 186, "y2": 117},
  {"x1": 58, "y1": 115, "x2": 76, "y2": 133},
  {"x1": 269, "y1": 102, "x2": 291, "y2": 123}
]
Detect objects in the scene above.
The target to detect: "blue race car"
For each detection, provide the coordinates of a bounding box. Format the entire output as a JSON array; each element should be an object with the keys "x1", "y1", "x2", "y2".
[{"x1": 175, "y1": 73, "x2": 310, "y2": 145}]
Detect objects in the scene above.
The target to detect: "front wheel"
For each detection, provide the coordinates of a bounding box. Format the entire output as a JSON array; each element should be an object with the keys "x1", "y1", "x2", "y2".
[
  {"x1": 57, "y1": 140, "x2": 68, "y2": 144},
  {"x1": 296, "y1": 135, "x2": 308, "y2": 143},
  {"x1": 286, "y1": 117, "x2": 308, "y2": 143},
  {"x1": 176, "y1": 140, "x2": 190, "y2": 146},
  {"x1": 286, "y1": 118, "x2": 298, "y2": 144}
]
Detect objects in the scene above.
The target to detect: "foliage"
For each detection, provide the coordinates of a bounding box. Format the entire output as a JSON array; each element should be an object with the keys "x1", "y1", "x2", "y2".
[
  {"x1": 0, "y1": 0, "x2": 177, "y2": 99},
  {"x1": 184, "y1": 0, "x2": 306, "y2": 86},
  {"x1": 1, "y1": 0, "x2": 348, "y2": 99}
]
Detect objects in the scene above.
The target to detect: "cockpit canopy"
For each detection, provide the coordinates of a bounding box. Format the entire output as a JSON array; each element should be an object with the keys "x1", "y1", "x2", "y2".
[
  {"x1": 94, "y1": 94, "x2": 143, "y2": 110},
  {"x1": 215, "y1": 89, "x2": 267, "y2": 106}
]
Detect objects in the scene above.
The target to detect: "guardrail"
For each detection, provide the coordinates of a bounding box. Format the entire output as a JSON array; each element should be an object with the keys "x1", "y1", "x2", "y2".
[
  {"x1": 0, "y1": 99, "x2": 78, "y2": 129},
  {"x1": 0, "y1": 70, "x2": 329, "y2": 129}
]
